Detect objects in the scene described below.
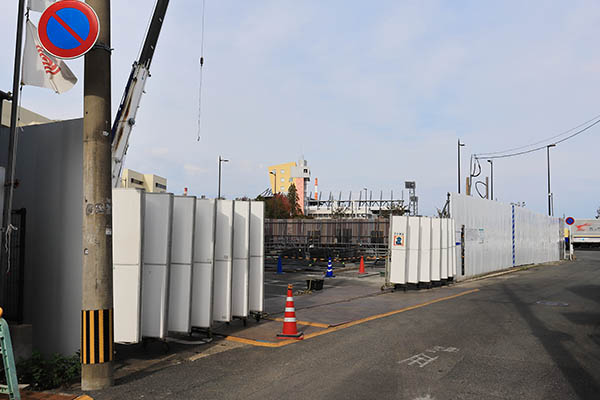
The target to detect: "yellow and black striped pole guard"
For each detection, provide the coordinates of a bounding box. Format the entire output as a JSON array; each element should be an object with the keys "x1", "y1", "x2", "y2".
[{"x1": 81, "y1": 309, "x2": 113, "y2": 364}]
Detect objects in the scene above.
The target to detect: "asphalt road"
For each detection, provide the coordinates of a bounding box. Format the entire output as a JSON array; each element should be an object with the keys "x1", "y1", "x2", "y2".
[{"x1": 94, "y1": 251, "x2": 600, "y2": 399}]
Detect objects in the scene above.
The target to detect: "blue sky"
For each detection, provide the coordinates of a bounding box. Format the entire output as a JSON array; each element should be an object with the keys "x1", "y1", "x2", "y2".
[{"x1": 1, "y1": 0, "x2": 599, "y2": 218}]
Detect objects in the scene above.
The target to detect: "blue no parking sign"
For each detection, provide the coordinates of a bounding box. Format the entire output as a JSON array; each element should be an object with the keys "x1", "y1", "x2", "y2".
[
  {"x1": 38, "y1": 0, "x2": 100, "y2": 59},
  {"x1": 565, "y1": 217, "x2": 574, "y2": 226}
]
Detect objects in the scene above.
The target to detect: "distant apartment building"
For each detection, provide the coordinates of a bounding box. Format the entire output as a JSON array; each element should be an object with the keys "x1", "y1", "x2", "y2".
[
  {"x1": 267, "y1": 158, "x2": 311, "y2": 214},
  {"x1": 121, "y1": 168, "x2": 167, "y2": 193},
  {"x1": 1, "y1": 100, "x2": 54, "y2": 127}
]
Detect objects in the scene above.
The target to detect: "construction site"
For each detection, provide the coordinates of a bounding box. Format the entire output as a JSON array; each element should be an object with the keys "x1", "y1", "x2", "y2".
[{"x1": 1, "y1": 1, "x2": 599, "y2": 399}]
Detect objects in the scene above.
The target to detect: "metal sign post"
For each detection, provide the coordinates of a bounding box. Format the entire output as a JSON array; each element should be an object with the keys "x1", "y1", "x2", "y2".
[{"x1": 565, "y1": 217, "x2": 574, "y2": 260}]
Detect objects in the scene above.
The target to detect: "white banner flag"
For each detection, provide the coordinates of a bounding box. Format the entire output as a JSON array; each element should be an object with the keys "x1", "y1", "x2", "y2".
[
  {"x1": 28, "y1": 0, "x2": 55, "y2": 12},
  {"x1": 22, "y1": 20, "x2": 77, "y2": 94}
]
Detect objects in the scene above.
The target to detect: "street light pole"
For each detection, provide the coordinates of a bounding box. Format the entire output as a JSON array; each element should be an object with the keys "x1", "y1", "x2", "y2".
[
  {"x1": 3, "y1": 0, "x2": 25, "y2": 244},
  {"x1": 547, "y1": 144, "x2": 556, "y2": 216},
  {"x1": 487, "y1": 159, "x2": 493, "y2": 200},
  {"x1": 458, "y1": 140, "x2": 465, "y2": 194},
  {"x1": 218, "y1": 156, "x2": 228, "y2": 199},
  {"x1": 270, "y1": 170, "x2": 277, "y2": 194}
]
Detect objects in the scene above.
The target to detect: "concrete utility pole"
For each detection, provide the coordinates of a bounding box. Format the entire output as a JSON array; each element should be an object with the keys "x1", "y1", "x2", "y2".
[
  {"x1": 546, "y1": 144, "x2": 556, "y2": 216},
  {"x1": 82, "y1": 0, "x2": 114, "y2": 390},
  {"x1": 487, "y1": 159, "x2": 493, "y2": 200}
]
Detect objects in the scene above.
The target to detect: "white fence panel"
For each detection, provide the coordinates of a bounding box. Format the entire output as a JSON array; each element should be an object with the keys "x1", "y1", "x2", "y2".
[
  {"x1": 446, "y1": 219, "x2": 454, "y2": 279},
  {"x1": 232, "y1": 201, "x2": 250, "y2": 318},
  {"x1": 168, "y1": 196, "x2": 196, "y2": 334},
  {"x1": 141, "y1": 193, "x2": 173, "y2": 339},
  {"x1": 249, "y1": 201, "x2": 265, "y2": 313},
  {"x1": 450, "y1": 193, "x2": 560, "y2": 280},
  {"x1": 191, "y1": 199, "x2": 215, "y2": 329},
  {"x1": 451, "y1": 219, "x2": 457, "y2": 277},
  {"x1": 441, "y1": 219, "x2": 449, "y2": 280},
  {"x1": 213, "y1": 200, "x2": 234, "y2": 322},
  {"x1": 112, "y1": 188, "x2": 144, "y2": 344},
  {"x1": 431, "y1": 219, "x2": 441, "y2": 282},
  {"x1": 418, "y1": 217, "x2": 431, "y2": 283},
  {"x1": 389, "y1": 216, "x2": 408, "y2": 284},
  {"x1": 514, "y1": 207, "x2": 560, "y2": 266},
  {"x1": 406, "y1": 217, "x2": 420, "y2": 284}
]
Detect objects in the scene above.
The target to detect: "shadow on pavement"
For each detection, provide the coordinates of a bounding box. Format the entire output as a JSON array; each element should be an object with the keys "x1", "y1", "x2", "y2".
[
  {"x1": 568, "y1": 284, "x2": 600, "y2": 304},
  {"x1": 502, "y1": 284, "x2": 600, "y2": 398}
]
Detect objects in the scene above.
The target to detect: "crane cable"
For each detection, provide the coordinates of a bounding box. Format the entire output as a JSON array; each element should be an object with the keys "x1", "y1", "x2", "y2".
[{"x1": 197, "y1": 0, "x2": 206, "y2": 141}]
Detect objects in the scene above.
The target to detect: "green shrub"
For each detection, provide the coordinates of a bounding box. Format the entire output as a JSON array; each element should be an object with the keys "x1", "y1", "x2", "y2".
[{"x1": 12, "y1": 351, "x2": 81, "y2": 390}]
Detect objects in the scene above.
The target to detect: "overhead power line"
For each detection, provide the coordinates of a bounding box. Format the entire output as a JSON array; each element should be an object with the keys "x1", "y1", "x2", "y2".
[{"x1": 475, "y1": 114, "x2": 600, "y2": 160}]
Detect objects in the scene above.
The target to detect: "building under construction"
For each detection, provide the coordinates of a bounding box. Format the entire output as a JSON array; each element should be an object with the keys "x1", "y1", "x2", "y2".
[
  {"x1": 305, "y1": 181, "x2": 418, "y2": 218},
  {"x1": 306, "y1": 191, "x2": 407, "y2": 218}
]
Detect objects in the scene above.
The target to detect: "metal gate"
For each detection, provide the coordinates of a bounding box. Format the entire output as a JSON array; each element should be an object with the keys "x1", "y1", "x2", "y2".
[
  {"x1": 265, "y1": 218, "x2": 389, "y2": 263},
  {"x1": 0, "y1": 209, "x2": 26, "y2": 323}
]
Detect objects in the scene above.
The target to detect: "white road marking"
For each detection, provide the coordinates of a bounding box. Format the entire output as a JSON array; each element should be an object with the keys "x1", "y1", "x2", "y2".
[
  {"x1": 399, "y1": 353, "x2": 439, "y2": 368},
  {"x1": 399, "y1": 346, "x2": 460, "y2": 368},
  {"x1": 426, "y1": 346, "x2": 459, "y2": 353}
]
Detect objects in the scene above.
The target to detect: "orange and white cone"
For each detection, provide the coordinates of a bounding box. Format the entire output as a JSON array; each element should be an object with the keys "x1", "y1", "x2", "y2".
[
  {"x1": 359, "y1": 256, "x2": 365, "y2": 274},
  {"x1": 277, "y1": 284, "x2": 304, "y2": 339}
]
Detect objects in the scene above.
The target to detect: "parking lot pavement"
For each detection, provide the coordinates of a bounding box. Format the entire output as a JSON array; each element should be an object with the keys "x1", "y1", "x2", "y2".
[
  {"x1": 92, "y1": 251, "x2": 600, "y2": 400},
  {"x1": 213, "y1": 260, "x2": 478, "y2": 346}
]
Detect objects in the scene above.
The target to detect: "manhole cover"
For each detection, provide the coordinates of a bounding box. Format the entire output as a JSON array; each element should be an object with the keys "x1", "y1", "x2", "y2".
[{"x1": 536, "y1": 300, "x2": 569, "y2": 307}]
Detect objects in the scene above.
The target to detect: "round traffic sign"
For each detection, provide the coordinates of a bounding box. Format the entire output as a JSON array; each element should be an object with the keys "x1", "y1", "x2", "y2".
[
  {"x1": 38, "y1": 1, "x2": 100, "y2": 60},
  {"x1": 565, "y1": 217, "x2": 574, "y2": 225}
]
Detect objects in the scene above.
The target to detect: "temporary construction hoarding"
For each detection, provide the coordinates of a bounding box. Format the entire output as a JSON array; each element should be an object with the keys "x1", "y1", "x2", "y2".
[
  {"x1": 451, "y1": 219, "x2": 457, "y2": 277},
  {"x1": 445, "y1": 218, "x2": 453, "y2": 279},
  {"x1": 430, "y1": 218, "x2": 441, "y2": 282},
  {"x1": 112, "y1": 188, "x2": 145, "y2": 343},
  {"x1": 389, "y1": 216, "x2": 453, "y2": 285},
  {"x1": 141, "y1": 192, "x2": 173, "y2": 339},
  {"x1": 213, "y1": 199, "x2": 234, "y2": 322},
  {"x1": 440, "y1": 219, "x2": 449, "y2": 280},
  {"x1": 232, "y1": 201, "x2": 250, "y2": 318},
  {"x1": 168, "y1": 196, "x2": 196, "y2": 333},
  {"x1": 113, "y1": 193, "x2": 265, "y2": 336},
  {"x1": 249, "y1": 201, "x2": 265, "y2": 313},
  {"x1": 450, "y1": 193, "x2": 560, "y2": 280},
  {"x1": 406, "y1": 216, "x2": 420, "y2": 284},
  {"x1": 418, "y1": 217, "x2": 432, "y2": 284},
  {"x1": 388, "y1": 216, "x2": 408, "y2": 284},
  {"x1": 191, "y1": 199, "x2": 216, "y2": 328}
]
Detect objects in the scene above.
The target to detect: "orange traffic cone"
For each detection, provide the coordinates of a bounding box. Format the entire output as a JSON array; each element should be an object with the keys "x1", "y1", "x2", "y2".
[
  {"x1": 277, "y1": 284, "x2": 304, "y2": 339},
  {"x1": 359, "y1": 256, "x2": 365, "y2": 274}
]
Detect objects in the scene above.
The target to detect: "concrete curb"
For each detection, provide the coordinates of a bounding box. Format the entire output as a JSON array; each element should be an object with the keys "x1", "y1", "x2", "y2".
[{"x1": 456, "y1": 259, "x2": 569, "y2": 284}]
